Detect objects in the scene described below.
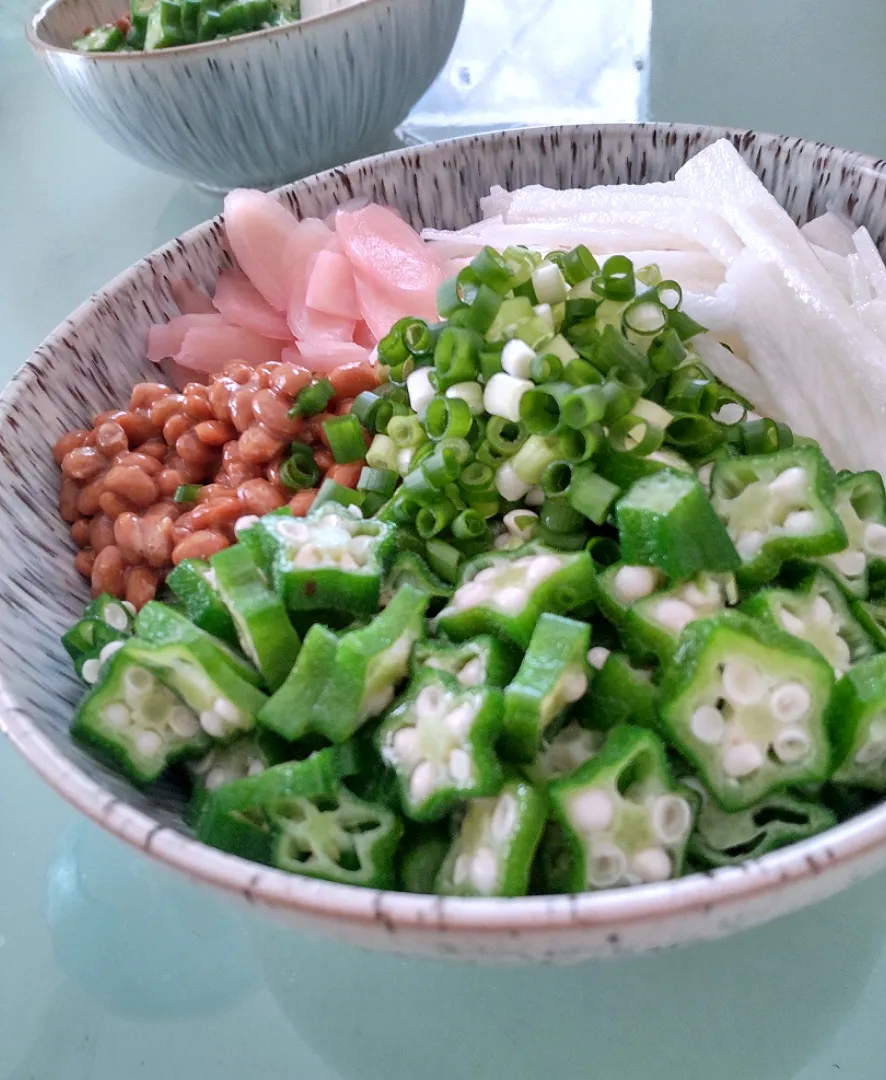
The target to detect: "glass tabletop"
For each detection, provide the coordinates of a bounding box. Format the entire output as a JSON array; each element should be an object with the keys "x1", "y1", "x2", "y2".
[{"x1": 4, "y1": 2, "x2": 886, "y2": 1077}]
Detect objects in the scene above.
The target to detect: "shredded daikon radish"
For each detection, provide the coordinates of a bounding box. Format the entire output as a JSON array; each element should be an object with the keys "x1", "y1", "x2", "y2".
[{"x1": 800, "y1": 211, "x2": 856, "y2": 257}]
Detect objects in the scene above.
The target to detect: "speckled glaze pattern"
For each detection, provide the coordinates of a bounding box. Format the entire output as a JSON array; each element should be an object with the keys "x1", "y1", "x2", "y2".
[
  {"x1": 6, "y1": 123, "x2": 886, "y2": 963},
  {"x1": 27, "y1": 0, "x2": 466, "y2": 191}
]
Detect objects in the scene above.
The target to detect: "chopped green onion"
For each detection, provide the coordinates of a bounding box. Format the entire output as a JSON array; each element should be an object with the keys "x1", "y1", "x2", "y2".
[
  {"x1": 561, "y1": 384, "x2": 606, "y2": 429},
  {"x1": 470, "y1": 246, "x2": 513, "y2": 293},
  {"x1": 738, "y1": 417, "x2": 794, "y2": 455},
  {"x1": 541, "y1": 460, "x2": 574, "y2": 498},
  {"x1": 667, "y1": 308, "x2": 707, "y2": 341},
  {"x1": 601, "y1": 377, "x2": 642, "y2": 422},
  {"x1": 312, "y1": 478, "x2": 365, "y2": 512},
  {"x1": 420, "y1": 444, "x2": 464, "y2": 488},
  {"x1": 655, "y1": 280, "x2": 683, "y2": 310},
  {"x1": 486, "y1": 417, "x2": 528, "y2": 456},
  {"x1": 563, "y1": 358, "x2": 604, "y2": 387},
  {"x1": 562, "y1": 297, "x2": 600, "y2": 330},
  {"x1": 559, "y1": 245, "x2": 600, "y2": 285},
  {"x1": 458, "y1": 461, "x2": 495, "y2": 495},
  {"x1": 665, "y1": 414, "x2": 729, "y2": 457},
  {"x1": 593, "y1": 255, "x2": 636, "y2": 300},
  {"x1": 288, "y1": 378, "x2": 334, "y2": 419},
  {"x1": 511, "y1": 434, "x2": 563, "y2": 485},
  {"x1": 529, "y1": 353, "x2": 563, "y2": 383},
  {"x1": 445, "y1": 381, "x2": 485, "y2": 415},
  {"x1": 622, "y1": 297, "x2": 668, "y2": 337},
  {"x1": 434, "y1": 326, "x2": 481, "y2": 390},
  {"x1": 402, "y1": 318, "x2": 436, "y2": 356},
  {"x1": 387, "y1": 414, "x2": 427, "y2": 449},
  {"x1": 322, "y1": 414, "x2": 367, "y2": 465},
  {"x1": 607, "y1": 414, "x2": 665, "y2": 457},
  {"x1": 557, "y1": 425, "x2": 602, "y2": 463},
  {"x1": 519, "y1": 383, "x2": 570, "y2": 435},
  {"x1": 451, "y1": 509, "x2": 488, "y2": 541},
  {"x1": 592, "y1": 325, "x2": 649, "y2": 380},
  {"x1": 540, "y1": 498, "x2": 585, "y2": 536},
  {"x1": 366, "y1": 433, "x2": 399, "y2": 472},
  {"x1": 425, "y1": 395, "x2": 474, "y2": 440},
  {"x1": 479, "y1": 342, "x2": 504, "y2": 381},
  {"x1": 647, "y1": 328, "x2": 687, "y2": 375},
  {"x1": 425, "y1": 538, "x2": 461, "y2": 583},
  {"x1": 173, "y1": 484, "x2": 202, "y2": 504},
  {"x1": 462, "y1": 283, "x2": 504, "y2": 334},
  {"x1": 532, "y1": 262, "x2": 569, "y2": 305},
  {"x1": 357, "y1": 467, "x2": 398, "y2": 499},
  {"x1": 378, "y1": 321, "x2": 411, "y2": 367},
  {"x1": 416, "y1": 500, "x2": 457, "y2": 539},
  {"x1": 566, "y1": 465, "x2": 621, "y2": 525},
  {"x1": 279, "y1": 442, "x2": 321, "y2": 490},
  {"x1": 586, "y1": 534, "x2": 622, "y2": 567},
  {"x1": 666, "y1": 364, "x2": 720, "y2": 416}
]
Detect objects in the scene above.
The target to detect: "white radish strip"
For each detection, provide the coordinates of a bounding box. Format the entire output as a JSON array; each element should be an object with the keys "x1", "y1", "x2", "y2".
[
  {"x1": 852, "y1": 227, "x2": 886, "y2": 301},
  {"x1": 809, "y1": 244, "x2": 851, "y2": 301},
  {"x1": 848, "y1": 253, "x2": 873, "y2": 307},
  {"x1": 856, "y1": 299, "x2": 886, "y2": 347},
  {"x1": 800, "y1": 211, "x2": 855, "y2": 256},
  {"x1": 490, "y1": 181, "x2": 683, "y2": 223}
]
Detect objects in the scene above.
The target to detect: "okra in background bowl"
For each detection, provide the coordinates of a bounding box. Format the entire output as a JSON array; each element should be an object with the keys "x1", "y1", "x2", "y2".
[
  {"x1": 26, "y1": 0, "x2": 466, "y2": 191},
  {"x1": 6, "y1": 123, "x2": 886, "y2": 964}
]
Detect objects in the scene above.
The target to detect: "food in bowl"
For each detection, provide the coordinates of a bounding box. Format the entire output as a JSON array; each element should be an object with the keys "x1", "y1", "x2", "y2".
[
  {"x1": 72, "y1": 0, "x2": 350, "y2": 51},
  {"x1": 51, "y1": 138, "x2": 886, "y2": 901}
]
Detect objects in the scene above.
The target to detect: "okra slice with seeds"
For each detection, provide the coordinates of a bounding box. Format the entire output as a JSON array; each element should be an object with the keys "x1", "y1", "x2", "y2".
[
  {"x1": 270, "y1": 785, "x2": 403, "y2": 889},
  {"x1": 257, "y1": 623, "x2": 338, "y2": 741},
  {"x1": 817, "y1": 470, "x2": 886, "y2": 598},
  {"x1": 398, "y1": 831, "x2": 451, "y2": 894},
  {"x1": 85, "y1": 593, "x2": 137, "y2": 633},
  {"x1": 830, "y1": 655, "x2": 886, "y2": 790},
  {"x1": 434, "y1": 547, "x2": 596, "y2": 648},
  {"x1": 135, "y1": 601, "x2": 264, "y2": 689},
  {"x1": 209, "y1": 544, "x2": 301, "y2": 693},
  {"x1": 660, "y1": 613, "x2": 834, "y2": 811},
  {"x1": 585, "y1": 651, "x2": 660, "y2": 731},
  {"x1": 548, "y1": 726, "x2": 695, "y2": 890},
  {"x1": 741, "y1": 569, "x2": 875, "y2": 675},
  {"x1": 436, "y1": 778, "x2": 547, "y2": 897},
  {"x1": 260, "y1": 502, "x2": 396, "y2": 617},
  {"x1": 376, "y1": 670, "x2": 504, "y2": 822},
  {"x1": 312, "y1": 585, "x2": 429, "y2": 743},
  {"x1": 523, "y1": 721, "x2": 604, "y2": 784},
  {"x1": 502, "y1": 613, "x2": 591, "y2": 761},
  {"x1": 166, "y1": 558, "x2": 239, "y2": 647},
  {"x1": 72, "y1": 641, "x2": 210, "y2": 785},
  {"x1": 411, "y1": 635, "x2": 520, "y2": 689},
  {"x1": 380, "y1": 550, "x2": 454, "y2": 610},
  {"x1": 63, "y1": 594, "x2": 138, "y2": 683},
  {"x1": 853, "y1": 599, "x2": 886, "y2": 651},
  {"x1": 616, "y1": 468, "x2": 740, "y2": 580},
  {"x1": 685, "y1": 781, "x2": 836, "y2": 869},
  {"x1": 710, "y1": 446, "x2": 847, "y2": 587},
  {"x1": 185, "y1": 729, "x2": 290, "y2": 825}
]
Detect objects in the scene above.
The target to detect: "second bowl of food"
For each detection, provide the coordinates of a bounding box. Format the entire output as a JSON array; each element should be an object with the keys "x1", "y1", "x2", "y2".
[
  {"x1": 6, "y1": 122, "x2": 886, "y2": 963},
  {"x1": 26, "y1": 0, "x2": 466, "y2": 191}
]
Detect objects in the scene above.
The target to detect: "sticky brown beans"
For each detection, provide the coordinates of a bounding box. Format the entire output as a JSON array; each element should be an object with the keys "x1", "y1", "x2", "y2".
[
  {"x1": 270, "y1": 364, "x2": 312, "y2": 398},
  {"x1": 197, "y1": 484, "x2": 238, "y2": 504},
  {"x1": 61, "y1": 446, "x2": 107, "y2": 481},
  {"x1": 141, "y1": 516, "x2": 174, "y2": 568},
  {"x1": 89, "y1": 514, "x2": 116, "y2": 554},
  {"x1": 125, "y1": 566, "x2": 159, "y2": 609},
  {"x1": 230, "y1": 389, "x2": 256, "y2": 433},
  {"x1": 71, "y1": 519, "x2": 91, "y2": 548},
  {"x1": 163, "y1": 413, "x2": 192, "y2": 446},
  {"x1": 185, "y1": 393, "x2": 214, "y2": 423},
  {"x1": 172, "y1": 530, "x2": 229, "y2": 565},
  {"x1": 115, "y1": 411, "x2": 160, "y2": 446},
  {"x1": 103, "y1": 466, "x2": 159, "y2": 508},
  {"x1": 149, "y1": 394, "x2": 187, "y2": 428},
  {"x1": 194, "y1": 420, "x2": 236, "y2": 446},
  {"x1": 74, "y1": 550, "x2": 96, "y2": 578},
  {"x1": 238, "y1": 478, "x2": 287, "y2": 516},
  {"x1": 209, "y1": 380, "x2": 235, "y2": 424},
  {"x1": 78, "y1": 481, "x2": 105, "y2": 518},
  {"x1": 115, "y1": 451, "x2": 163, "y2": 476},
  {"x1": 138, "y1": 438, "x2": 168, "y2": 460},
  {"x1": 98, "y1": 491, "x2": 130, "y2": 520},
  {"x1": 53, "y1": 429, "x2": 91, "y2": 466},
  {"x1": 251, "y1": 389, "x2": 300, "y2": 439},
  {"x1": 314, "y1": 448, "x2": 334, "y2": 473},
  {"x1": 142, "y1": 499, "x2": 181, "y2": 523},
  {"x1": 157, "y1": 468, "x2": 184, "y2": 498},
  {"x1": 91, "y1": 545, "x2": 126, "y2": 598},
  {"x1": 238, "y1": 425, "x2": 286, "y2": 465},
  {"x1": 187, "y1": 500, "x2": 243, "y2": 531},
  {"x1": 223, "y1": 361, "x2": 254, "y2": 384},
  {"x1": 95, "y1": 421, "x2": 129, "y2": 458},
  {"x1": 256, "y1": 361, "x2": 282, "y2": 388},
  {"x1": 176, "y1": 428, "x2": 218, "y2": 466},
  {"x1": 166, "y1": 454, "x2": 207, "y2": 485},
  {"x1": 289, "y1": 489, "x2": 317, "y2": 516},
  {"x1": 129, "y1": 382, "x2": 172, "y2": 410},
  {"x1": 114, "y1": 512, "x2": 143, "y2": 563},
  {"x1": 59, "y1": 478, "x2": 82, "y2": 523}
]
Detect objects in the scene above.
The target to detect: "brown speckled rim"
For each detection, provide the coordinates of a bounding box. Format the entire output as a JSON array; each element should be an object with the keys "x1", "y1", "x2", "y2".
[
  {"x1": 27, "y1": 0, "x2": 393, "y2": 59},
  {"x1": 6, "y1": 122, "x2": 886, "y2": 943}
]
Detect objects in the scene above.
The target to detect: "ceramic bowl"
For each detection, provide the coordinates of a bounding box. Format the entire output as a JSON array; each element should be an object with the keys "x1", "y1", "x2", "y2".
[
  {"x1": 26, "y1": 0, "x2": 465, "y2": 191},
  {"x1": 6, "y1": 123, "x2": 886, "y2": 963}
]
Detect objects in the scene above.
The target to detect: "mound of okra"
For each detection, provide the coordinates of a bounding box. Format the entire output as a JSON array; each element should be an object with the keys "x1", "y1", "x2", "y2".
[
  {"x1": 73, "y1": 0, "x2": 299, "y2": 52},
  {"x1": 62, "y1": 243, "x2": 886, "y2": 896}
]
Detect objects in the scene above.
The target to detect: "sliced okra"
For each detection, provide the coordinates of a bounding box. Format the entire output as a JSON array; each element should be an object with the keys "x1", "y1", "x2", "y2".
[
  {"x1": 376, "y1": 670, "x2": 504, "y2": 822},
  {"x1": 166, "y1": 559, "x2": 239, "y2": 646},
  {"x1": 210, "y1": 543, "x2": 301, "y2": 693},
  {"x1": 523, "y1": 720, "x2": 604, "y2": 784},
  {"x1": 830, "y1": 655, "x2": 886, "y2": 790},
  {"x1": 433, "y1": 546, "x2": 596, "y2": 648},
  {"x1": 817, "y1": 470, "x2": 886, "y2": 598},
  {"x1": 616, "y1": 468, "x2": 740, "y2": 580},
  {"x1": 185, "y1": 729, "x2": 290, "y2": 824},
  {"x1": 312, "y1": 585, "x2": 429, "y2": 743},
  {"x1": 548, "y1": 726, "x2": 695, "y2": 890},
  {"x1": 660, "y1": 613, "x2": 834, "y2": 811},
  {"x1": 63, "y1": 594, "x2": 138, "y2": 683},
  {"x1": 397, "y1": 831, "x2": 452, "y2": 894},
  {"x1": 686, "y1": 781, "x2": 836, "y2": 869},
  {"x1": 585, "y1": 651, "x2": 660, "y2": 731},
  {"x1": 381, "y1": 550, "x2": 454, "y2": 610},
  {"x1": 502, "y1": 613, "x2": 590, "y2": 761},
  {"x1": 411, "y1": 635, "x2": 519, "y2": 689},
  {"x1": 260, "y1": 502, "x2": 396, "y2": 617},
  {"x1": 257, "y1": 623, "x2": 338, "y2": 741},
  {"x1": 710, "y1": 446, "x2": 847, "y2": 586},
  {"x1": 741, "y1": 568, "x2": 874, "y2": 675},
  {"x1": 72, "y1": 640, "x2": 210, "y2": 785},
  {"x1": 436, "y1": 778, "x2": 547, "y2": 897}
]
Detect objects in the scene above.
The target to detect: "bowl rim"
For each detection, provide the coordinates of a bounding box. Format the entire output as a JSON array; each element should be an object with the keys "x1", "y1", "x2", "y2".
[
  {"x1": 7, "y1": 120, "x2": 886, "y2": 938},
  {"x1": 27, "y1": 0, "x2": 399, "y2": 59}
]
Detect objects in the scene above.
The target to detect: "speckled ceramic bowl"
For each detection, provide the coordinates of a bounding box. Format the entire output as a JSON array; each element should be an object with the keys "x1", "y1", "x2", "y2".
[
  {"x1": 6, "y1": 123, "x2": 886, "y2": 963},
  {"x1": 26, "y1": 0, "x2": 465, "y2": 191}
]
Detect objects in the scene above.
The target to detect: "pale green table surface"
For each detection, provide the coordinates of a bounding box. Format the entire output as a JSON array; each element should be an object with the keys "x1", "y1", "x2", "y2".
[{"x1": 4, "y1": 3, "x2": 886, "y2": 1077}]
